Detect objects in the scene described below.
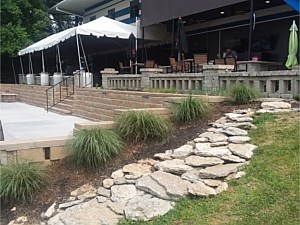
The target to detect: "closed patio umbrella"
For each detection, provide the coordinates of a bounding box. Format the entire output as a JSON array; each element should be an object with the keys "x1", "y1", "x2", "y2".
[
  {"x1": 285, "y1": 20, "x2": 298, "y2": 69},
  {"x1": 128, "y1": 33, "x2": 136, "y2": 63},
  {"x1": 176, "y1": 17, "x2": 188, "y2": 61}
]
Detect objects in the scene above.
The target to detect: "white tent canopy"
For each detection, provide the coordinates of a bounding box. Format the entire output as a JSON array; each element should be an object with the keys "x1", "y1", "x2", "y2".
[{"x1": 18, "y1": 16, "x2": 137, "y2": 56}]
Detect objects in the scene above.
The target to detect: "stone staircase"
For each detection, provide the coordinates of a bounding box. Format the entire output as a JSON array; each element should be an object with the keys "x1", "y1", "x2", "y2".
[
  {"x1": 48, "y1": 96, "x2": 74, "y2": 115},
  {"x1": 72, "y1": 89, "x2": 167, "y2": 121},
  {"x1": 1, "y1": 84, "x2": 226, "y2": 122}
]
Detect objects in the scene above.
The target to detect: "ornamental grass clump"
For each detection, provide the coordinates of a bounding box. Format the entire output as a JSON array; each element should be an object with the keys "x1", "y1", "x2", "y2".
[
  {"x1": 228, "y1": 83, "x2": 258, "y2": 104},
  {"x1": 66, "y1": 128, "x2": 124, "y2": 168},
  {"x1": 173, "y1": 95, "x2": 209, "y2": 123},
  {"x1": 0, "y1": 159, "x2": 47, "y2": 202},
  {"x1": 115, "y1": 111, "x2": 172, "y2": 143}
]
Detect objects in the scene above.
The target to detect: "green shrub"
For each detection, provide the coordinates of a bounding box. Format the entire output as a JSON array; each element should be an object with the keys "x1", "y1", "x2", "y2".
[
  {"x1": 228, "y1": 83, "x2": 258, "y2": 104},
  {"x1": 115, "y1": 111, "x2": 172, "y2": 142},
  {"x1": 0, "y1": 159, "x2": 47, "y2": 202},
  {"x1": 173, "y1": 95, "x2": 209, "y2": 123},
  {"x1": 293, "y1": 93, "x2": 300, "y2": 101},
  {"x1": 66, "y1": 128, "x2": 124, "y2": 168}
]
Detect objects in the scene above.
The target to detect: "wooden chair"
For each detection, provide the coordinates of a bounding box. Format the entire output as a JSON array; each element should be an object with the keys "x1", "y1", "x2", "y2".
[
  {"x1": 169, "y1": 57, "x2": 183, "y2": 73},
  {"x1": 144, "y1": 60, "x2": 155, "y2": 68},
  {"x1": 214, "y1": 58, "x2": 225, "y2": 65},
  {"x1": 225, "y1": 57, "x2": 237, "y2": 71},
  {"x1": 193, "y1": 53, "x2": 208, "y2": 72},
  {"x1": 119, "y1": 62, "x2": 132, "y2": 74}
]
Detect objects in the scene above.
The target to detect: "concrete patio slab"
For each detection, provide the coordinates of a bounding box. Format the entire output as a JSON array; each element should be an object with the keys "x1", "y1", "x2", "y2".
[{"x1": 0, "y1": 102, "x2": 90, "y2": 141}]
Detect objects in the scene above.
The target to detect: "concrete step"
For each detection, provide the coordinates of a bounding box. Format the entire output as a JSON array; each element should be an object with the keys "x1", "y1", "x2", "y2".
[
  {"x1": 73, "y1": 106, "x2": 115, "y2": 117},
  {"x1": 54, "y1": 102, "x2": 73, "y2": 111},
  {"x1": 72, "y1": 109, "x2": 113, "y2": 121},
  {"x1": 48, "y1": 107, "x2": 72, "y2": 115},
  {"x1": 74, "y1": 99, "x2": 129, "y2": 111},
  {"x1": 75, "y1": 95, "x2": 164, "y2": 109}
]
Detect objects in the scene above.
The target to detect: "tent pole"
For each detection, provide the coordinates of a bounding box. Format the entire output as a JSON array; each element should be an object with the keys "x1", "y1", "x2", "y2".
[
  {"x1": 142, "y1": 27, "x2": 145, "y2": 62},
  {"x1": 42, "y1": 50, "x2": 45, "y2": 73},
  {"x1": 171, "y1": 19, "x2": 175, "y2": 57},
  {"x1": 248, "y1": 0, "x2": 254, "y2": 60},
  {"x1": 218, "y1": 30, "x2": 221, "y2": 57},
  {"x1": 11, "y1": 58, "x2": 17, "y2": 84},
  {"x1": 76, "y1": 32, "x2": 82, "y2": 70},
  {"x1": 79, "y1": 35, "x2": 89, "y2": 73},
  {"x1": 19, "y1": 56, "x2": 24, "y2": 83},
  {"x1": 135, "y1": 17, "x2": 138, "y2": 75},
  {"x1": 57, "y1": 45, "x2": 63, "y2": 74},
  {"x1": 29, "y1": 53, "x2": 33, "y2": 74}
]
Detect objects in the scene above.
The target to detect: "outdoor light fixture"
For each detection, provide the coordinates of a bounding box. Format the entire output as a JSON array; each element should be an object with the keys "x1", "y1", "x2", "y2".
[
  {"x1": 265, "y1": 0, "x2": 270, "y2": 3},
  {"x1": 220, "y1": 11, "x2": 225, "y2": 15}
]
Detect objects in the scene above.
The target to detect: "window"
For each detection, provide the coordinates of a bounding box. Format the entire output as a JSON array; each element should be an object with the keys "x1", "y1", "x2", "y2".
[
  {"x1": 90, "y1": 16, "x2": 96, "y2": 21},
  {"x1": 108, "y1": 8, "x2": 115, "y2": 19},
  {"x1": 130, "y1": 0, "x2": 139, "y2": 18}
]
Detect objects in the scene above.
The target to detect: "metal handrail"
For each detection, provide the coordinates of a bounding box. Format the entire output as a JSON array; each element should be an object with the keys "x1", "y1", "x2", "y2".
[{"x1": 45, "y1": 76, "x2": 75, "y2": 112}]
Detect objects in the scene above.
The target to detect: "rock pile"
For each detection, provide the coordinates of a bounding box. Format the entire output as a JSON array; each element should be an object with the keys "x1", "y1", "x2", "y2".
[
  {"x1": 47, "y1": 108, "x2": 261, "y2": 225},
  {"x1": 9, "y1": 101, "x2": 293, "y2": 225}
]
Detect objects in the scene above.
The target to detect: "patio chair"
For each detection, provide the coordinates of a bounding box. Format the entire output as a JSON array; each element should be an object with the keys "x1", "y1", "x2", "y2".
[
  {"x1": 144, "y1": 60, "x2": 155, "y2": 68},
  {"x1": 119, "y1": 62, "x2": 132, "y2": 74},
  {"x1": 225, "y1": 57, "x2": 237, "y2": 71},
  {"x1": 169, "y1": 57, "x2": 183, "y2": 73},
  {"x1": 193, "y1": 53, "x2": 208, "y2": 72},
  {"x1": 214, "y1": 58, "x2": 225, "y2": 65}
]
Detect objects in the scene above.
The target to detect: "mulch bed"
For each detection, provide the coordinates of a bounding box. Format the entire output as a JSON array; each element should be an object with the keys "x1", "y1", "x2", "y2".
[{"x1": 0, "y1": 101, "x2": 261, "y2": 224}]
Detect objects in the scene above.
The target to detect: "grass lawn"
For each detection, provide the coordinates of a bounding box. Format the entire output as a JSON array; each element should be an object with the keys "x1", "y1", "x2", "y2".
[{"x1": 119, "y1": 112, "x2": 300, "y2": 225}]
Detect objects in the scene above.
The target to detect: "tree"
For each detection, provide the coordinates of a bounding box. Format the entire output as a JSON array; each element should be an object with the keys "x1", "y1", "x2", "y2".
[{"x1": 0, "y1": 0, "x2": 51, "y2": 56}]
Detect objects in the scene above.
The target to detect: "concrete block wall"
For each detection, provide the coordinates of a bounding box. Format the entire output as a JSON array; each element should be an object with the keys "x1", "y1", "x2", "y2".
[{"x1": 0, "y1": 136, "x2": 69, "y2": 165}]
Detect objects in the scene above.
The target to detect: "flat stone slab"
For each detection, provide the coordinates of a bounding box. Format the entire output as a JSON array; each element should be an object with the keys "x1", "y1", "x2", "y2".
[
  {"x1": 222, "y1": 127, "x2": 248, "y2": 136},
  {"x1": 215, "y1": 182, "x2": 229, "y2": 194},
  {"x1": 261, "y1": 102, "x2": 291, "y2": 109},
  {"x1": 221, "y1": 154, "x2": 246, "y2": 163},
  {"x1": 123, "y1": 163, "x2": 152, "y2": 177},
  {"x1": 97, "y1": 187, "x2": 111, "y2": 198},
  {"x1": 135, "y1": 175, "x2": 169, "y2": 200},
  {"x1": 103, "y1": 178, "x2": 114, "y2": 189},
  {"x1": 185, "y1": 156, "x2": 224, "y2": 167},
  {"x1": 153, "y1": 153, "x2": 172, "y2": 160},
  {"x1": 181, "y1": 169, "x2": 203, "y2": 183},
  {"x1": 124, "y1": 195, "x2": 174, "y2": 221},
  {"x1": 111, "y1": 169, "x2": 124, "y2": 179},
  {"x1": 58, "y1": 199, "x2": 85, "y2": 209},
  {"x1": 228, "y1": 136, "x2": 250, "y2": 144},
  {"x1": 151, "y1": 171, "x2": 191, "y2": 199},
  {"x1": 154, "y1": 159, "x2": 193, "y2": 175},
  {"x1": 110, "y1": 184, "x2": 138, "y2": 202},
  {"x1": 199, "y1": 163, "x2": 244, "y2": 178},
  {"x1": 188, "y1": 182, "x2": 216, "y2": 196},
  {"x1": 202, "y1": 179, "x2": 223, "y2": 187},
  {"x1": 199, "y1": 132, "x2": 228, "y2": 143},
  {"x1": 228, "y1": 143, "x2": 257, "y2": 159},
  {"x1": 171, "y1": 144, "x2": 194, "y2": 159},
  {"x1": 194, "y1": 144, "x2": 231, "y2": 158},
  {"x1": 48, "y1": 198, "x2": 122, "y2": 225}
]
